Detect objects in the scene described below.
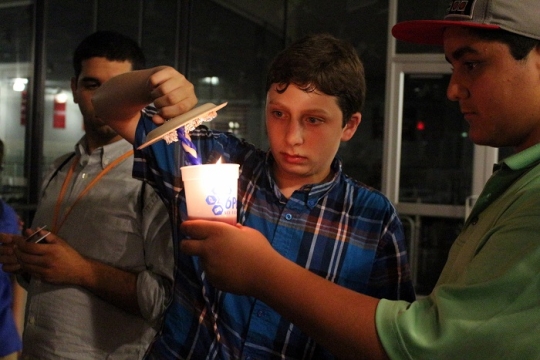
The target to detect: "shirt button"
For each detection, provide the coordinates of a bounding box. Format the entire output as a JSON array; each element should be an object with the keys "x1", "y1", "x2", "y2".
[
  {"x1": 471, "y1": 216, "x2": 479, "y2": 225},
  {"x1": 285, "y1": 213, "x2": 292, "y2": 220},
  {"x1": 307, "y1": 200, "x2": 316, "y2": 207},
  {"x1": 257, "y1": 310, "x2": 264, "y2": 317},
  {"x1": 81, "y1": 173, "x2": 87, "y2": 179}
]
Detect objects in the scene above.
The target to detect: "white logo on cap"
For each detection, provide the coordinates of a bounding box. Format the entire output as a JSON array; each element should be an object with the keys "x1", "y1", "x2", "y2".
[{"x1": 446, "y1": 0, "x2": 475, "y2": 19}]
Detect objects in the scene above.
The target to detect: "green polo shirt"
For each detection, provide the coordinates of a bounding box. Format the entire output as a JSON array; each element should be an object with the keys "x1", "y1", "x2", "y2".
[{"x1": 376, "y1": 143, "x2": 540, "y2": 359}]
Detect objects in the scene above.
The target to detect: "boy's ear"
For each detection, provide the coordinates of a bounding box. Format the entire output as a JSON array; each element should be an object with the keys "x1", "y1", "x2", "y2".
[{"x1": 341, "y1": 113, "x2": 361, "y2": 141}]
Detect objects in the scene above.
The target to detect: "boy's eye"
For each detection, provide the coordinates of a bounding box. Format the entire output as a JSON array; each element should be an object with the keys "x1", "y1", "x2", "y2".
[
  {"x1": 449, "y1": 60, "x2": 480, "y2": 73},
  {"x1": 306, "y1": 117, "x2": 322, "y2": 124},
  {"x1": 272, "y1": 110, "x2": 284, "y2": 118}
]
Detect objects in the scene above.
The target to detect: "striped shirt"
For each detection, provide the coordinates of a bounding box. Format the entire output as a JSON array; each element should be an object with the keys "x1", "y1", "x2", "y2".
[{"x1": 135, "y1": 108, "x2": 415, "y2": 359}]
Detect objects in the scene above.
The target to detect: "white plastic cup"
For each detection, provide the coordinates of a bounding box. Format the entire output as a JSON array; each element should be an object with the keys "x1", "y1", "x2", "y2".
[{"x1": 180, "y1": 163, "x2": 240, "y2": 224}]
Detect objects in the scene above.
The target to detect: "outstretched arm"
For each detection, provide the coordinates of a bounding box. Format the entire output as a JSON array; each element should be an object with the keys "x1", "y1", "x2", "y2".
[
  {"x1": 180, "y1": 220, "x2": 390, "y2": 360},
  {"x1": 92, "y1": 65, "x2": 198, "y2": 143}
]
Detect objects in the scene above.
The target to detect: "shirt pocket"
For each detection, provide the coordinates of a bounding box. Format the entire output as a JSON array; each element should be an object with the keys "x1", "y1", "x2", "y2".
[{"x1": 68, "y1": 210, "x2": 143, "y2": 267}]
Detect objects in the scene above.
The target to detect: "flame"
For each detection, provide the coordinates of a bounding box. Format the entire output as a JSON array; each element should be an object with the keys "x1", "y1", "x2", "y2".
[{"x1": 216, "y1": 157, "x2": 222, "y2": 164}]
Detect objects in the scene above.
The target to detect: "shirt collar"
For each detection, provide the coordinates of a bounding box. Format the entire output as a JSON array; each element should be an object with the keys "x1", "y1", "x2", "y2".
[
  {"x1": 264, "y1": 152, "x2": 342, "y2": 207},
  {"x1": 498, "y1": 143, "x2": 540, "y2": 171}
]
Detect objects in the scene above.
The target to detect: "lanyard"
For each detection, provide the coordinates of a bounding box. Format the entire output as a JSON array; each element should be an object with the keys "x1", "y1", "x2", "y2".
[{"x1": 51, "y1": 149, "x2": 133, "y2": 233}]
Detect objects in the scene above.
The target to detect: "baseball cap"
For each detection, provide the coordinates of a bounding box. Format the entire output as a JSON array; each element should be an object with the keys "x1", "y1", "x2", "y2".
[{"x1": 392, "y1": 0, "x2": 540, "y2": 45}]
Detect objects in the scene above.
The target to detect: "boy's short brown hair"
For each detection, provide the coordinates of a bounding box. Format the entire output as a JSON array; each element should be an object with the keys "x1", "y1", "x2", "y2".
[{"x1": 266, "y1": 33, "x2": 366, "y2": 126}]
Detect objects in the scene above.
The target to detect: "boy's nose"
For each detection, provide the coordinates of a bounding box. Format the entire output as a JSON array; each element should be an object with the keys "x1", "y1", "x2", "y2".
[
  {"x1": 285, "y1": 120, "x2": 304, "y2": 145},
  {"x1": 446, "y1": 77, "x2": 469, "y2": 101}
]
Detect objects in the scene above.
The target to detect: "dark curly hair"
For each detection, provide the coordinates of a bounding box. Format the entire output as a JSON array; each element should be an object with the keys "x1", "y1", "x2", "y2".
[
  {"x1": 266, "y1": 33, "x2": 366, "y2": 126},
  {"x1": 73, "y1": 30, "x2": 146, "y2": 80}
]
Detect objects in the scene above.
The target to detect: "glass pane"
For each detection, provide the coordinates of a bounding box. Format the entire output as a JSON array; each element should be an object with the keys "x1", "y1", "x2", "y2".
[
  {"x1": 44, "y1": 1, "x2": 94, "y2": 168},
  {"x1": 141, "y1": 0, "x2": 177, "y2": 68},
  {"x1": 399, "y1": 74, "x2": 473, "y2": 205},
  {"x1": 0, "y1": 3, "x2": 33, "y2": 214},
  {"x1": 402, "y1": 215, "x2": 462, "y2": 295},
  {"x1": 396, "y1": 0, "x2": 447, "y2": 54},
  {"x1": 96, "y1": 1, "x2": 140, "y2": 40},
  {"x1": 191, "y1": 0, "x2": 284, "y2": 148}
]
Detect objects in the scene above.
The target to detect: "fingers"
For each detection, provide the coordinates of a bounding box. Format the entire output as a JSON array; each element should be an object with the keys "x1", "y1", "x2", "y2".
[
  {"x1": 180, "y1": 220, "x2": 236, "y2": 256},
  {"x1": 146, "y1": 66, "x2": 198, "y2": 120},
  {"x1": 0, "y1": 245, "x2": 21, "y2": 273},
  {"x1": 14, "y1": 240, "x2": 56, "y2": 278},
  {"x1": 0, "y1": 233, "x2": 23, "y2": 273},
  {"x1": 147, "y1": 66, "x2": 179, "y2": 88},
  {"x1": 0, "y1": 243, "x2": 17, "y2": 259},
  {"x1": 153, "y1": 90, "x2": 198, "y2": 121},
  {"x1": 15, "y1": 233, "x2": 55, "y2": 268},
  {"x1": 0, "y1": 232, "x2": 20, "y2": 245},
  {"x1": 1, "y1": 263, "x2": 22, "y2": 273},
  {"x1": 15, "y1": 245, "x2": 46, "y2": 264}
]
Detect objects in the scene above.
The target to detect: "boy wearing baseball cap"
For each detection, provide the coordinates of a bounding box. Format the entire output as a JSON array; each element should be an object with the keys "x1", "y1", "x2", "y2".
[{"x1": 179, "y1": 0, "x2": 540, "y2": 359}]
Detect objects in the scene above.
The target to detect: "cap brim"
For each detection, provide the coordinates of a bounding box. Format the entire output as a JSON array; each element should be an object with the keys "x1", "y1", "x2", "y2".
[{"x1": 392, "y1": 20, "x2": 501, "y2": 45}]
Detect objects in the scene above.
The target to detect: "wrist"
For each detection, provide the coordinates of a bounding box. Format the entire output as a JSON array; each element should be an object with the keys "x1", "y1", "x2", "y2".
[{"x1": 247, "y1": 249, "x2": 286, "y2": 298}]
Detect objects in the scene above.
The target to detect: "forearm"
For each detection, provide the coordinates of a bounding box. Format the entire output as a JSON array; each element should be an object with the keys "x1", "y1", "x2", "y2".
[
  {"x1": 77, "y1": 257, "x2": 141, "y2": 316},
  {"x1": 179, "y1": 221, "x2": 389, "y2": 358},
  {"x1": 251, "y1": 254, "x2": 389, "y2": 360}
]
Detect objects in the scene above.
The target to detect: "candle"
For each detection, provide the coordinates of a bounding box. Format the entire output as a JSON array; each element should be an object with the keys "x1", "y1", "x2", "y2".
[
  {"x1": 178, "y1": 127, "x2": 201, "y2": 165},
  {"x1": 176, "y1": 110, "x2": 220, "y2": 165},
  {"x1": 180, "y1": 160, "x2": 239, "y2": 224}
]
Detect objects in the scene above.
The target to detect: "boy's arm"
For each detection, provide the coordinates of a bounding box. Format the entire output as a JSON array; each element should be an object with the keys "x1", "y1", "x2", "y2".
[
  {"x1": 180, "y1": 220, "x2": 390, "y2": 360},
  {"x1": 92, "y1": 65, "x2": 198, "y2": 144}
]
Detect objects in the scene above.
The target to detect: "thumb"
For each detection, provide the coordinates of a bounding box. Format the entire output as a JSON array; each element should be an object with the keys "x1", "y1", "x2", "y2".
[
  {"x1": 180, "y1": 219, "x2": 224, "y2": 239},
  {"x1": 152, "y1": 113, "x2": 167, "y2": 125},
  {"x1": 180, "y1": 238, "x2": 205, "y2": 257}
]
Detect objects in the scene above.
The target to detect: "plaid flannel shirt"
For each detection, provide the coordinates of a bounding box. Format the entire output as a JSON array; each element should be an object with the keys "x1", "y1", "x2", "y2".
[{"x1": 135, "y1": 107, "x2": 414, "y2": 360}]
